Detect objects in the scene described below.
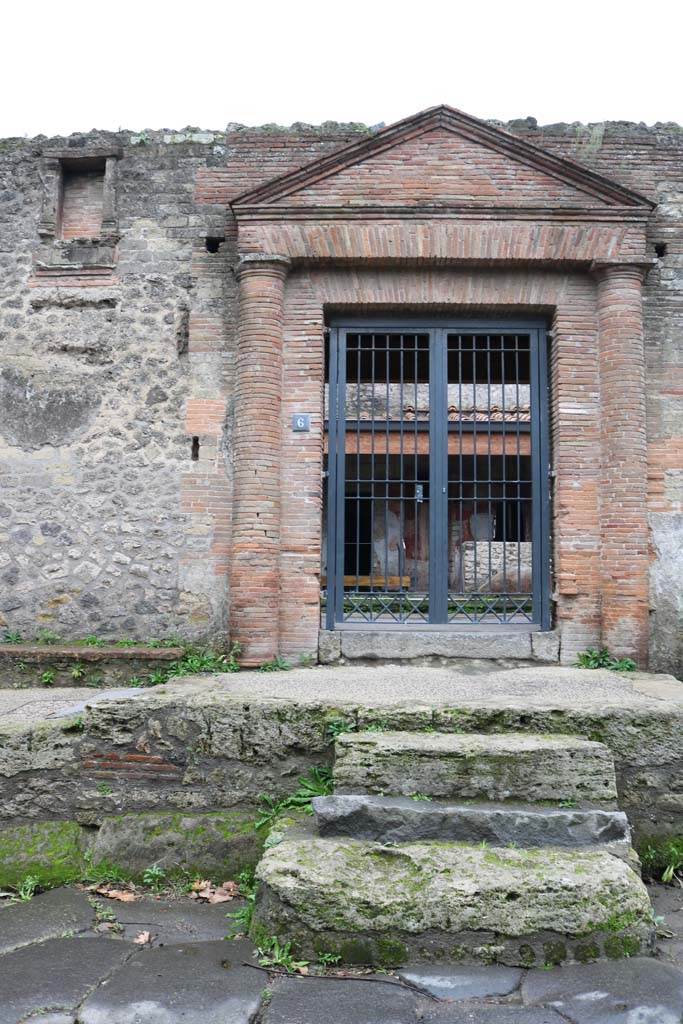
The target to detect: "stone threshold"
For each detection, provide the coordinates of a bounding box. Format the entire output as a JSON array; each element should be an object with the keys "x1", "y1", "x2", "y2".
[{"x1": 320, "y1": 629, "x2": 560, "y2": 663}]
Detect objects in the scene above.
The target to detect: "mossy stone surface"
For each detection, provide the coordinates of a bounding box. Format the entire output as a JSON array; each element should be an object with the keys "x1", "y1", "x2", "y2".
[
  {"x1": 0, "y1": 821, "x2": 86, "y2": 888},
  {"x1": 252, "y1": 833, "x2": 655, "y2": 966},
  {"x1": 91, "y1": 809, "x2": 263, "y2": 879},
  {"x1": 333, "y1": 731, "x2": 618, "y2": 804}
]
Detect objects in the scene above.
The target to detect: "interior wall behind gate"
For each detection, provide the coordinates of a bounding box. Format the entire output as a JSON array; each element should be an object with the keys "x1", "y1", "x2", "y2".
[{"x1": 278, "y1": 265, "x2": 601, "y2": 665}]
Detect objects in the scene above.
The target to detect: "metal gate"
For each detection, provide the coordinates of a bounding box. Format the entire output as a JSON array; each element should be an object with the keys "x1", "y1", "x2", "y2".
[{"x1": 323, "y1": 320, "x2": 550, "y2": 629}]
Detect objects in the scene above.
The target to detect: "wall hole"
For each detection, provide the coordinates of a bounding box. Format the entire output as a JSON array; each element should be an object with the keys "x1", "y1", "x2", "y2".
[
  {"x1": 654, "y1": 243, "x2": 667, "y2": 258},
  {"x1": 205, "y1": 236, "x2": 224, "y2": 253},
  {"x1": 191, "y1": 436, "x2": 199, "y2": 461}
]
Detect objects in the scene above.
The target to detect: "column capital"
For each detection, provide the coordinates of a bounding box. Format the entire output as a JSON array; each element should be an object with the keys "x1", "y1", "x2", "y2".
[
  {"x1": 589, "y1": 258, "x2": 655, "y2": 283},
  {"x1": 235, "y1": 252, "x2": 291, "y2": 280}
]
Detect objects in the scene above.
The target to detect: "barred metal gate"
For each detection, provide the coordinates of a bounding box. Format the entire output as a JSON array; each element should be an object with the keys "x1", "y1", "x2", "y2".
[{"x1": 323, "y1": 320, "x2": 550, "y2": 629}]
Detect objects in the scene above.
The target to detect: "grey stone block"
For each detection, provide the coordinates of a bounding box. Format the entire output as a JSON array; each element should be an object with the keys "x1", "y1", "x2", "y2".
[
  {"x1": 0, "y1": 938, "x2": 131, "y2": 1024},
  {"x1": 522, "y1": 957, "x2": 683, "y2": 1023},
  {"x1": 531, "y1": 631, "x2": 560, "y2": 662},
  {"x1": 318, "y1": 629, "x2": 341, "y2": 664},
  {"x1": 333, "y1": 731, "x2": 618, "y2": 803},
  {"x1": 78, "y1": 940, "x2": 264, "y2": 1024},
  {"x1": 339, "y1": 631, "x2": 533, "y2": 660},
  {"x1": 312, "y1": 795, "x2": 630, "y2": 850},
  {"x1": 397, "y1": 963, "x2": 522, "y2": 1000},
  {"x1": 0, "y1": 887, "x2": 94, "y2": 955}
]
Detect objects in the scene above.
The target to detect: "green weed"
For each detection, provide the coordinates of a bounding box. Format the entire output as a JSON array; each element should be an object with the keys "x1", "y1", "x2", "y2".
[
  {"x1": 142, "y1": 864, "x2": 166, "y2": 892},
  {"x1": 576, "y1": 648, "x2": 636, "y2": 672},
  {"x1": 258, "y1": 655, "x2": 291, "y2": 673},
  {"x1": 36, "y1": 629, "x2": 60, "y2": 645},
  {"x1": 256, "y1": 935, "x2": 309, "y2": 973},
  {"x1": 325, "y1": 717, "x2": 356, "y2": 740},
  {"x1": 255, "y1": 766, "x2": 333, "y2": 830}
]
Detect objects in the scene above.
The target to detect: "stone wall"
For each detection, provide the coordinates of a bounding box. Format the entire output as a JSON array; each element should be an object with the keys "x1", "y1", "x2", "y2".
[{"x1": 0, "y1": 117, "x2": 680, "y2": 671}]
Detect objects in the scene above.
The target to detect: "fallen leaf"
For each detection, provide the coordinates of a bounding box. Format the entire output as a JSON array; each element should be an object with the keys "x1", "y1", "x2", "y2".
[
  {"x1": 296, "y1": 965, "x2": 309, "y2": 976},
  {"x1": 94, "y1": 885, "x2": 139, "y2": 902},
  {"x1": 188, "y1": 879, "x2": 239, "y2": 904},
  {"x1": 134, "y1": 931, "x2": 152, "y2": 945}
]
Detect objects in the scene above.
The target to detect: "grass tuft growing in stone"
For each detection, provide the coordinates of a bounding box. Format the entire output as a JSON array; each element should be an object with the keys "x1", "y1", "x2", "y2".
[{"x1": 637, "y1": 835, "x2": 683, "y2": 884}]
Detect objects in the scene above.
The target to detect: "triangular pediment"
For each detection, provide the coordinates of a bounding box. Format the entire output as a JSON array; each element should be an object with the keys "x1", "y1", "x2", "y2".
[{"x1": 231, "y1": 106, "x2": 652, "y2": 213}]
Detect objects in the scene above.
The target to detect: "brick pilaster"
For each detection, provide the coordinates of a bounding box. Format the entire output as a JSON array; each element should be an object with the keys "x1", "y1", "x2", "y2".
[
  {"x1": 594, "y1": 262, "x2": 650, "y2": 665},
  {"x1": 230, "y1": 254, "x2": 290, "y2": 665}
]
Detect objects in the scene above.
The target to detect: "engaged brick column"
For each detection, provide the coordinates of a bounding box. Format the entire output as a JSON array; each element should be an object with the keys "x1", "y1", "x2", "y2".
[
  {"x1": 594, "y1": 263, "x2": 650, "y2": 665},
  {"x1": 231, "y1": 254, "x2": 290, "y2": 665}
]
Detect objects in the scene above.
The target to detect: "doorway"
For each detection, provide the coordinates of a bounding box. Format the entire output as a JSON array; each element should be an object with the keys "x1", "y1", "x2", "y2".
[{"x1": 323, "y1": 320, "x2": 550, "y2": 629}]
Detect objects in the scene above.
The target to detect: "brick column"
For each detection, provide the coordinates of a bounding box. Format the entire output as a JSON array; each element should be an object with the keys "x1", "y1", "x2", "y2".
[
  {"x1": 594, "y1": 262, "x2": 650, "y2": 665},
  {"x1": 231, "y1": 254, "x2": 291, "y2": 665}
]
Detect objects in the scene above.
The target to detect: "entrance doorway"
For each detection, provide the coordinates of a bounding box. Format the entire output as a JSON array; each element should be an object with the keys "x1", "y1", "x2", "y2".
[{"x1": 322, "y1": 320, "x2": 550, "y2": 629}]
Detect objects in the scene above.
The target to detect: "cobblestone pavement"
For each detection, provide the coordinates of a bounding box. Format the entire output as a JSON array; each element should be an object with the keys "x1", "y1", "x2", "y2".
[{"x1": 0, "y1": 884, "x2": 681, "y2": 1023}]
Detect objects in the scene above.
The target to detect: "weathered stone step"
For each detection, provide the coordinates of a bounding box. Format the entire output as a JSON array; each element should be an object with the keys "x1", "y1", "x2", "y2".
[
  {"x1": 252, "y1": 831, "x2": 654, "y2": 967},
  {"x1": 312, "y1": 794, "x2": 631, "y2": 854},
  {"x1": 333, "y1": 731, "x2": 618, "y2": 804}
]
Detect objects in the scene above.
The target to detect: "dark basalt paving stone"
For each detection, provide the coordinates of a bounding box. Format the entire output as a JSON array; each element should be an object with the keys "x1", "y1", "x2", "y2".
[
  {"x1": 522, "y1": 957, "x2": 683, "y2": 1023},
  {"x1": 313, "y1": 795, "x2": 629, "y2": 849},
  {"x1": 0, "y1": 937, "x2": 132, "y2": 1024},
  {"x1": 78, "y1": 939, "x2": 263, "y2": 1024},
  {"x1": 92, "y1": 893, "x2": 240, "y2": 945},
  {"x1": 0, "y1": 887, "x2": 94, "y2": 954},
  {"x1": 423, "y1": 1007, "x2": 566, "y2": 1023},
  {"x1": 397, "y1": 963, "x2": 522, "y2": 1000},
  {"x1": 261, "y1": 975, "x2": 421, "y2": 1024}
]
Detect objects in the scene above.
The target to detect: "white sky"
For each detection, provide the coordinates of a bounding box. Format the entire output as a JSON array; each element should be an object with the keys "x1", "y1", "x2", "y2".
[{"x1": 3, "y1": 0, "x2": 682, "y2": 138}]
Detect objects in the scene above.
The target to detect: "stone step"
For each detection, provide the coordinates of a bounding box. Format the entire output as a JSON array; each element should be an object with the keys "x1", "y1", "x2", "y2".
[
  {"x1": 333, "y1": 731, "x2": 618, "y2": 804},
  {"x1": 312, "y1": 795, "x2": 631, "y2": 856},
  {"x1": 252, "y1": 829, "x2": 655, "y2": 967}
]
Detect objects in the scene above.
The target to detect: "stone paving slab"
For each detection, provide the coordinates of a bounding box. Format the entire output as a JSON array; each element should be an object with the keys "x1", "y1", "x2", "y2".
[
  {"x1": 423, "y1": 1008, "x2": 566, "y2": 1023},
  {"x1": 397, "y1": 964, "x2": 522, "y2": 1000},
  {"x1": 651, "y1": 883, "x2": 683, "y2": 968},
  {"x1": 521, "y1": 957, "x2": 683, "y2": 1023},
  {"x1": 92, "y1": 892, "x2": 241, "y2": 945},
  {"x1": 261, "y1": 975, "x2": 421, "y2": 1024},
  {"x1": 77, "y1": 939, "x2": 263, "y2": 1024},
  {"x1": 0, "y1": 887, "x2": 94, "y2": 954},
  {"x1": 0, "y1": 937, "x2": 132, "y2": 1024},
  {"x1": 0, "y1": 887, "x2": 682, "y2": 1023}
]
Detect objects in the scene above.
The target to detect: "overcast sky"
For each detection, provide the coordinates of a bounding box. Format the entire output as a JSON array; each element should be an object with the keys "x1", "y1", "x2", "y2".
[{"x1": 3, "y1": 0, "x2": 681, "y2": 138}]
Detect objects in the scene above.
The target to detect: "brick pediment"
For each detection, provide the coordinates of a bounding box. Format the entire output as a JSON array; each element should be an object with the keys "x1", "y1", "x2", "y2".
[{"x1": 231, "y1": 106, "x2": 652, "y2": 216}]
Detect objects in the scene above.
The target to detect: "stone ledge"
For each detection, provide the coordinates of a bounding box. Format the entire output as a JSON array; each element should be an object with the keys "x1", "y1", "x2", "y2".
[
  {"x1": 0, "y1": 645, "x2": 184, "y2": 689},
  {"x1": 313, "y1": 795, "x2": 631, "y2": 854},
  {"x1": 334, "y1": 731, "x2": 618, "y2": 804}
]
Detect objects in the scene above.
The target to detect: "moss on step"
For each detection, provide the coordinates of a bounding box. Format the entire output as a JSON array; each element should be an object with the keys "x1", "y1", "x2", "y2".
[
  {"x1": 91, "y1": 808, "x2": 265, "y2": 879},
  {"x1": 0, "y1": 820, "x2": 86, "y2": 888}
]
